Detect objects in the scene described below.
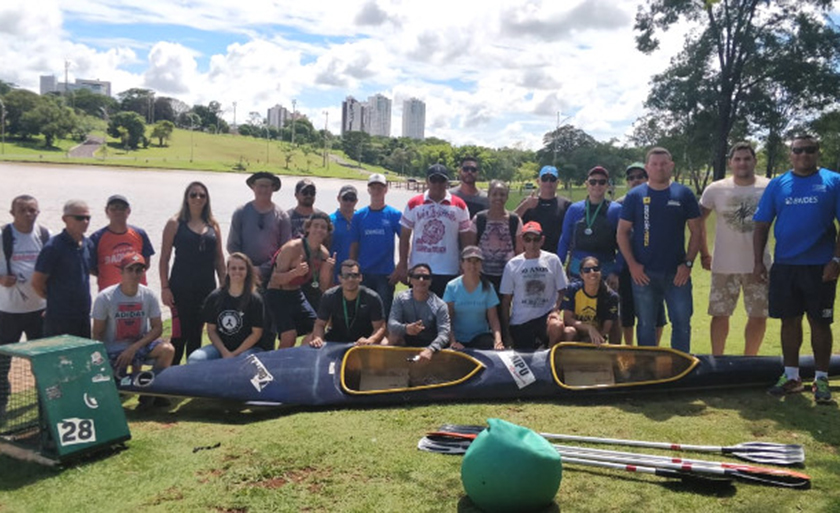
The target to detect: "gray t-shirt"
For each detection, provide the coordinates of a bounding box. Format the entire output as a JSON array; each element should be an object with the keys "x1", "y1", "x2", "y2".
[
  {"x1": 228, "y1": 202, "x2": 292, "y2": 283},
  {"x1": 287, "y1": 208, "x2": 326, "y2": 239},
  {"x1": 92, "y1": 284, "x2": 161, "y2": 352},
  {"x1": 450, "y1": 186, "x2": 489, "y2": 218},
  {"x1": 387, "y1": 290, "x2": 450, "y2": 352}
]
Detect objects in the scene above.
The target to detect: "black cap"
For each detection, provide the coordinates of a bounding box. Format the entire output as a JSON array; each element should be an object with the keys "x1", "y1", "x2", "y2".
[
  {"x1": 295, "y1": 178, "x2": 316, "y2": 194},
  {"x1": 106, "y1": 194, "x2": 129, "y2": 207},
  {"x1": 426, "y1": 164, "x2": 449, "y2": 179},
  {"x1": 246, "y1": 171, "x2": 281, "y2": 191}
]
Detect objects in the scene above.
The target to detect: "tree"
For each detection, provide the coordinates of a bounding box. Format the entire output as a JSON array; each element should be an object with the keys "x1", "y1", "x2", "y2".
[
  {"x1": 150, "y1": 120, "x2": 175, "y2": 147},
  {"x1": 635, "y1": 0, "x2": 840, "y2": 180},
  {"x1": 117, "y1": 88, "x2": 156, "y2": 121},
  {"x1": 811, "y1": 110, "x2": 840, "y2": 173},
  {"x1": 20, "y1": 97, "x2": 79, "y2": 147},
  {"x1": 108, "y1": 111, "x2": 146, "y2": 149},
  {"x1": 69, "y1": 89, "x2": 118, "y2": 118},
  {"x1": 0, "y1": 79, "x2": 15, "y2": 96},
  {"x1": 2, "y1": 89, "x2": 41, "y2": 137},
  {"x1": 341, "y1": 131, "x2": 372, "y2": 166}
]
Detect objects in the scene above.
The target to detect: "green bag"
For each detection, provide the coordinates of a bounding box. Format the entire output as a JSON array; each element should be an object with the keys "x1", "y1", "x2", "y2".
[{"x1": 461, "y1": 418, "x2": 563, "y2": 512}]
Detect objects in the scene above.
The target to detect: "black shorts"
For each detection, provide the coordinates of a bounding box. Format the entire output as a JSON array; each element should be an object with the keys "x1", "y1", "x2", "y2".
[
  {"x1": 264, "y1": 289, "x2": 316, "y2": 335},
  {"x1": 509, "y1": 313, "x2": 549, "y2": 351},
  {"x1": 768, "y1": 264, "x2": 836, "y2": 322},
  {"x1": 619, "y1": 268, "x2": 667, "y2": 328}
]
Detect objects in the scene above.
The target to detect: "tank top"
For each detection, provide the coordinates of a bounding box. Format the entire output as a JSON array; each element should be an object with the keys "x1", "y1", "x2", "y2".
[
  {"x1": 170, "y1": 220, "x2": 217, "y2": 292},
  {"x1": 288, "y1": 241, "x2": 324, "y2": 289}
]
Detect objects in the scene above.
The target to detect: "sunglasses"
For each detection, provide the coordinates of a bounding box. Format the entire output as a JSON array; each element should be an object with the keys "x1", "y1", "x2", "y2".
[
  {"x1": 124, "y1": 265, "x2": 146, "y2": 274},
  {"x1": 299, "y1": 189, "x2": 316, "y2": 196},
  {"x1": 69, "y1": 215, "x2": 91, "y2": 221},
  {"x1": 581, "y1": 266, "x2": 601, "y2": 274},
  {"x1": 429, "y1": 175, "x2": 448, "y2": 184},
  {"x1": 189, "y1": 192, "x2": 207, "y2": 199},
  {"x1": 588, "y1": 179, "x2": 608, "y2": 186},
  {"x1": 341, "y1": 195, "x2": 357, "y2": 202},
  {"x1": 340, "y1": 272, "x2": 361, "y2": 279},
  {"x1": 523, "y1": 235, "x2": 541, "y2": 243},
  {"x1": 540, "y1": 175, "x2": 558, "y2": 183},
  {"x1": 627, "y1": 173, "x2": 646, "y2": 181},
  {"x1": 409, "y1": 274, "x2": 431, "y2": 281},
  {"x1": 461, "y1": 166, "x2": 478, "y2": 173},
  {"x1": 792, "y1": 146, "x2": 818, "y2": 155}
]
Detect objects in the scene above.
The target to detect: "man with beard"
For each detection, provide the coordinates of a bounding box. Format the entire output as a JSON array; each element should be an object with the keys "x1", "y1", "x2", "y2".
[
  {"x1": 450, "y1": 156, "x2": 489, "y2": 218},
  {"x1": 287, "y1": 179, "x2": 325, "y2": 239}
]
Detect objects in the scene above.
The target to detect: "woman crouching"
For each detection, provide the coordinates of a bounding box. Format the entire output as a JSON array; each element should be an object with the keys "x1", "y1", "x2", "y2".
[{"x1": 560, "y1": 256, "x2": 619, "y2": 346}]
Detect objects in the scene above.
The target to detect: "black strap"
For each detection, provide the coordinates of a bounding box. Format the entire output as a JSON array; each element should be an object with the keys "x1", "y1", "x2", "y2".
[
  {"x1": 475, "y1": 211, "x2": 520, "y2": 244},
  {"x1": 2, "y1": 224, "x2": 12, "y2": 276}
]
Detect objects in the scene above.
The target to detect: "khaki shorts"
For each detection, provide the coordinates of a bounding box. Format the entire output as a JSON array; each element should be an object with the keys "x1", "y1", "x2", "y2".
[{"x1": 708, "y1": 273, "x2": 768, "y2": 317}]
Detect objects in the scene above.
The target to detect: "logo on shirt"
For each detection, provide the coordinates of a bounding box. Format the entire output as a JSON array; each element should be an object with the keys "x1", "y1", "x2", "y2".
[
  {"x1": 784, "y1": 196, "x2": 819, "y2": 205},
  {"x1": 667, "y1": 200, "x2": 681, "y2": 207},
  {"x1": 415, "y1": 218, "x2": 446, "y2": 253},
  {"x1": 218, "y1": 310, "x2": 243, "y2": 336}
]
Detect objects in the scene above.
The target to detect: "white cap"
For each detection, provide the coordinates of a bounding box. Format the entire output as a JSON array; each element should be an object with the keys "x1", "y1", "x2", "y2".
[{"x1": 368, "y1": 173, "x2": 387, "y2": 186}]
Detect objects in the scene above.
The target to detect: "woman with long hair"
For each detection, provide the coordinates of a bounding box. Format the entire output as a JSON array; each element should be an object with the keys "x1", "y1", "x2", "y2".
[
  {"x1": 187, "y1": 253, "x2": 267, "y2": 363},
  {"x1": 443, "y1": 246, "x2": 504, "y2": 350},
  {"x1": 560, "y1": 256, "x2": 620, "y2": 346},
  {"x1": 469, "y1": 180, "x2": 523, "y2": 295},
  {"x1": 159, "y1": 181, "x2": 225, "y2": 364}
]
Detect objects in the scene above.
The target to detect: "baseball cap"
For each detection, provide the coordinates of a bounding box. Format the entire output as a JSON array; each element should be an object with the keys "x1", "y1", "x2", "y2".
[
  {"x1": 368, "y1": 173, "x2": 387, "y2": 186},
  {"x1": 246, "y1": 171, "x2": 281, "y2": 191},
  {"x1": 106, "y1": 194, "x2": 129, "y2": 207},
  {"x1": 118, "y1": 252, "x2": 146, "y2": 269},
  {"x1": 625, "y1": 162, "x2": 646, "y2": 175},
  {"x1": 587, "y1": 166, "x2": 609, "y2": 178},
  {"x1": 539, "y1": 166, "x2": 558, "y2": 178},
  {"x1": 339, "y1": 185, "x2": 358, "y2": 198},
  {"x1": 460, "y1": 246, "x2": 484, "y2": 260},
  {"x1": 426, "y1": 164, "x2": 449, "y2": 179},
  {"x1": 522, "y1": 221, "x2": 543, "y2": 235},
  {"x1": 295, "y1": 178, "x2": 316, "y2": 194}
]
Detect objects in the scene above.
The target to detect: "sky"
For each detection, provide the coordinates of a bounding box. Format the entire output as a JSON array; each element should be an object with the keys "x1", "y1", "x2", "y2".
[{"x1": 1, "y1": 0, "x2": 817, "y2": 151}]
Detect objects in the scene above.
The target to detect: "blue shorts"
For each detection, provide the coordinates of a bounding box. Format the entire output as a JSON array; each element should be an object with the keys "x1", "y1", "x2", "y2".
[{"x1": 107, "y1": 338, "x2": 164, "y2": 373}]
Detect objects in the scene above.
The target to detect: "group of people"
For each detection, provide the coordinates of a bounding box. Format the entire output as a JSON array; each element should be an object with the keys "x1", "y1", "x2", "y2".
[{"x1": 0, "y1": 135, "x2": 836, "y2": 411}]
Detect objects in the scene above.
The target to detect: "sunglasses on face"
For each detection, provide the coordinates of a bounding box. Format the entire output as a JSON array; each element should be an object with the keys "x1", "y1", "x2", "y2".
[
  {"x1": 581, "y1": 266, "x2": 601, "y2": 274},
  {"x1": 189, "y1": 192, "x2": 207, "y2": 199},
  {"x1": 341, "y1": 195, "x2": 357, "y2": 202},
  {"x1": 300, "y1": 189, "x2": 316, "y2": 197},
  {"x1": 627, "y1": 173, "x2": 646, "y2": 181},
  {"x1": 588, "y1": 178, "x2": 608, "y2": 186},
  {"x1": 540, "y1": 175, "x2": 558, "y2": 183},
  {"x1": 341, "y1": 272, "x2": 361, "y2": 279},
  {"x1": 429, "y1": 175, "x2": 448, "y2": 184},
  {"x1": 409, "y1": 274, "x2": 431, "y2": 281},
  {"x1": 792, "y1": 146, "x2": 818, "y2": 155},
  {"x1": 125, "y1": 265, "x2": 145, "y2": 274},
  {"x1": 69, "y1": 215, "x2": 91, "y2": 222},
  {"x1": 461, "y1": 166, "x2": 478, "y2": 173},
  {"x1": 522, "y1": 236, "x2": 541, "y2": 243}
]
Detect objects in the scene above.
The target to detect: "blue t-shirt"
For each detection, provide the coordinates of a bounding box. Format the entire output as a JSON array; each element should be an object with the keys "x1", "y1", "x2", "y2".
[
  {"x1": 329, "y1": 210, "x2": 356, "y2": 283},
  {"x1": 619, "y1": 183, "x2": 701, "y2": 273},
  {"x1": 35, "y1": 229, "x2": 93, "y2": 319},
  {"x1": 754, "y1": 168, "x2": 840, "y2": 265},
  {"x1": 352, "y1": 205, "x2": 402, "y2": 275},
  {"x1": 443, "y1": 276, "x2": 500, "y2": 343}
]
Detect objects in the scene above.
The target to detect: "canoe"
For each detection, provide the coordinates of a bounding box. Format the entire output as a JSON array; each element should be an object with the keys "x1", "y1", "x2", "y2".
[{"x1": 116, "y1": 343, "x2": 840, "y2": 407}]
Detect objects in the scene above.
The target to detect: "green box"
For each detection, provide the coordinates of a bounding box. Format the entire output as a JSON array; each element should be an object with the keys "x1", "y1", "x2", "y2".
[{"x1": 0, "y1": 335, "x2": 130, "y2": 465}]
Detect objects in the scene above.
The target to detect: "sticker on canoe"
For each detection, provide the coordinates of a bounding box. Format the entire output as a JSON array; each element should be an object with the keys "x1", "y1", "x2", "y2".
[
  {"x1": 248, "y1": 355, "x2": 275, "y2": 392},
  {"x1": 497, "y1": 351, "x2": 536, "y2": 389},
  {"x1": 57, "y1": 418, "x2": 96, "y2": 446}
]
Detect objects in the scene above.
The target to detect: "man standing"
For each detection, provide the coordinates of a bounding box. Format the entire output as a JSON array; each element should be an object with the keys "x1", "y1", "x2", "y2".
[
  {"x1": 310, "y1": 260, "x2": 386, "y2": 347},
  {"x1": 515, "y1": 165, "x2": 572, "y2": 255},
  {"x1": 329, "y1": 185, "x2": 358, "y2": 285},
  {"x1": 699, "y1": 142, "x2": 770, "y2": 356},
  {"x1": 397, "y1": 164, "x2": 472, "y2": 298},
  {"x1": 500, "y1": 221, "x2": 568, "y2": 350},
  {"x1": 617, "y1": 147, "x2": 702, "y2": 353},
  {"x1": 287, "y1": 179, "x2": 324, "y2": 239},
  {"x1": 227, "y1": 171, "x2": 292, "y2": 286},
  {"x1": 350, "y1": 174, "x2": 403, "y2": 319},
  {"x1": 1, "y1": 195, "x2": 50, "y2": 416},
  {"x1": 32, "y1": 200, "x2": 94, "y2": 338},
  {"x1": 90, "y1": 195, "x2": 155, "y2": 291},
  {"x1": 450, "y1": 156, "x2": 489, "y2": 218},
  {"x1": 755, "y1": 135, "x2": 840, "y2": 404},
  {"x1": 92, "y1": 253, "x2": 174, "y2": 377}
]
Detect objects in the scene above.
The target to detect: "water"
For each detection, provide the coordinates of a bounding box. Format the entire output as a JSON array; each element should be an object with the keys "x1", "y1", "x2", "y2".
[{"x1": 0, "y1": 163, "x2": 416, "y2": 304}]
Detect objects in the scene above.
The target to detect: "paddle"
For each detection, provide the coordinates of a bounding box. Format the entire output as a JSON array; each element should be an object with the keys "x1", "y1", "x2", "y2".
[
  {"x1": 416, "y1": 437, "x2": 734, "y2": 487},
  {"x1": 433, "y1": 424, "x2": 805, "y2": 466}
]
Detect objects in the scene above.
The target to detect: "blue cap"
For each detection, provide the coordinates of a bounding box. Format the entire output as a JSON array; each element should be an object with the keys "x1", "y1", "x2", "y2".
[{"x1": 539, "y1": 166, "x2": 558, "y2": 178}]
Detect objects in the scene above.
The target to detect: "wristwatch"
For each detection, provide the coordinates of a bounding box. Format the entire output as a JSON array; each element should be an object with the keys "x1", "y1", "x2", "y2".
[
  {"x1": 832, "y1": 256, "x2": 840, "y2": 265},
  {"x1": 684, "y1": 260, "x2": 693, "y2": 268}
]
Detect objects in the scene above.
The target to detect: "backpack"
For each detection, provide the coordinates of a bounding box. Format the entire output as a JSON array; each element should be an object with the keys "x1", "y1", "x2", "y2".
[
  {"x1": 2, "y1": 224, "x2": 50, "y2": 275},
  {"x1": 474, "y1": 211, "x2": 521, "y2": 244}
]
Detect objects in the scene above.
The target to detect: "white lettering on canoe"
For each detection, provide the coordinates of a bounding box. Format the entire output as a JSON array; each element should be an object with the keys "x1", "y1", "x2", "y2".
[
  {"x1": 497, "y1": 351, "x2": 536, "y2": 389},
  {"x1": 247, "y1": 355, "x2": 275, "y2": 392}
]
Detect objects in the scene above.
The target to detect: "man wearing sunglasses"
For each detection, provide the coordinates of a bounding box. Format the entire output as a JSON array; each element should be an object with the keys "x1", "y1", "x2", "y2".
[
  {"x1": 398, "y1": 164, "x2": 472, "y2": 298},
  {"x1": 515, "y1": 166, "x2": 572, "y2": 256},
  {"x1": 617, "y1": 147, "x2": 702, "y2": 354},
  {"x1": 32, "y1": 200, "x2": 95, "y2": 338},
  {"x1": 90, "y1": 195, "x2": 155, "y2": 291},
  {"x1": 288, "y1": 178, "x2": 325, "y2": 239},
  {"x1": 388, "y1": 263, "x2": 451, "y2": 361},
  {"x1": 755, "y1": 135, "x2": 840, "y2": 404},
  {"x1": 309, "y1": 259, "x2": 386, "y2": 348},
  {"x1": 500, "y1": 221, "x2": 568, "y2": 350},
  {"x1": 698, "y1": 142, "x2": 770, "y2": 357},
  {"x1": 329, "y1": 185, "x2": 359, "y2": 285},
  {"x1": 449, "y1": 156, "x2": 489, "y2": 218}
]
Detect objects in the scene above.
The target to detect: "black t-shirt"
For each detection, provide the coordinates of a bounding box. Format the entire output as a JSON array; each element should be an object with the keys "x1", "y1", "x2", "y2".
[
  {"x1": 522, "y1": 196, "x2": 572, "y2": 254},
  {"x1": 317, "y1": 285, "x2": 384, "y2": 342},
  {"x1": 450, "y1": 187, "x2": 490, "y2": 218},
  {"x1": 202, "y1": 289, "x2": 267, "y2": 351}
]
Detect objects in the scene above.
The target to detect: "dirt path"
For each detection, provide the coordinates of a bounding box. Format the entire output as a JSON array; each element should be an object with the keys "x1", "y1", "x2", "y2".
[{"x1": 68, "y1": 136, "x2": 104, "y2": 158}]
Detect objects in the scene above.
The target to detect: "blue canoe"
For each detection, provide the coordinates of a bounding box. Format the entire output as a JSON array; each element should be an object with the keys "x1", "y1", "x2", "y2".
[{"x1": 116, "y1": 343, "x2": 840, "y2": 407}]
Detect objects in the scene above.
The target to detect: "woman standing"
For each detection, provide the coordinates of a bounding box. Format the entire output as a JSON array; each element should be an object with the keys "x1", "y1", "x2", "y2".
[
  {"x1": 470, "y1": 180, "x2": 523, "y2": 294},
  {"x1": 561, "y1": 256, "x2": 620, "y2": 346},
  {"x1": 188, "y1": 253, "x2": 267, "y2": 363},
  {"x1": 443, "y1": 247, "x2": 504, "y2": 350},
  {"x1": 159, "y1": 182, "x2": 225, "y2": 365}
]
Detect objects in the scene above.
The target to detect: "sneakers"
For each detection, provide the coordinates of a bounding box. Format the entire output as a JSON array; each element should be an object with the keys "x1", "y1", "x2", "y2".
[
  {"x1": 813, "y1": 377, "x2": 832, "y2": 405},
  {"x1": 767, "y1": 374, "x2": 803, "y2": 396}
]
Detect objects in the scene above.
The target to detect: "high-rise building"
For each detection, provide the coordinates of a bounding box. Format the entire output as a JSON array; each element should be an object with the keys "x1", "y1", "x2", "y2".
[
  {"x1": 402, "y1": 98, "x2": 426, "y2": 140},
  {"x1": 39, "y1": 75, "x2": 57, "y2": 95},
  {"x1": 366, "y1": 94, "x2": 392, "y2": 137},
  {"x1": 39, "y1": 75, "x2": 112, "y2": 96},
  {"x1": 267, "y1": 104, "x2": 290, "y2": 129},
  {"x1": 341, "y1": 96, "x2": 366, "y2": 135}
]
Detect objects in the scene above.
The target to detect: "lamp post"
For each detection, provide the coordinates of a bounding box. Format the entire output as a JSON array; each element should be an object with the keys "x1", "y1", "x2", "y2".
[
  {"x1": 322, "y1": 110, "x2": 329, "y2": 169},
  {"x1": 263, "y1": 124, "x2": 270, "y2": 164},
  {"x1": 291, "y1": 99, "x2": 297, "y2": 146},
  {"x1": 0, "y1": 98, "x2": 5, "y2": 156},
  {"x1": 187, "y1": 113, "x2": 200, "y2": 163}
]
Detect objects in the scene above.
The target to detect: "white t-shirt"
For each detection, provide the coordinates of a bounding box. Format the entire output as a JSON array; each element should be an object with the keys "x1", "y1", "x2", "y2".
[
  {"x1": 0, "y1": 225, "x2": 49, "y2": 313},
  {"x1": 699, "y1": 176, "x2": 772, "y2": 274},
  {"x1": 500, "y1": 250, "x2": 568, "y2": 325},
  {"x1": 92, "y1": 284, "x2": 161, "y2": 352},
  {"x1": 401, "y1": 191, "x2": 471, "y2": 275}
]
